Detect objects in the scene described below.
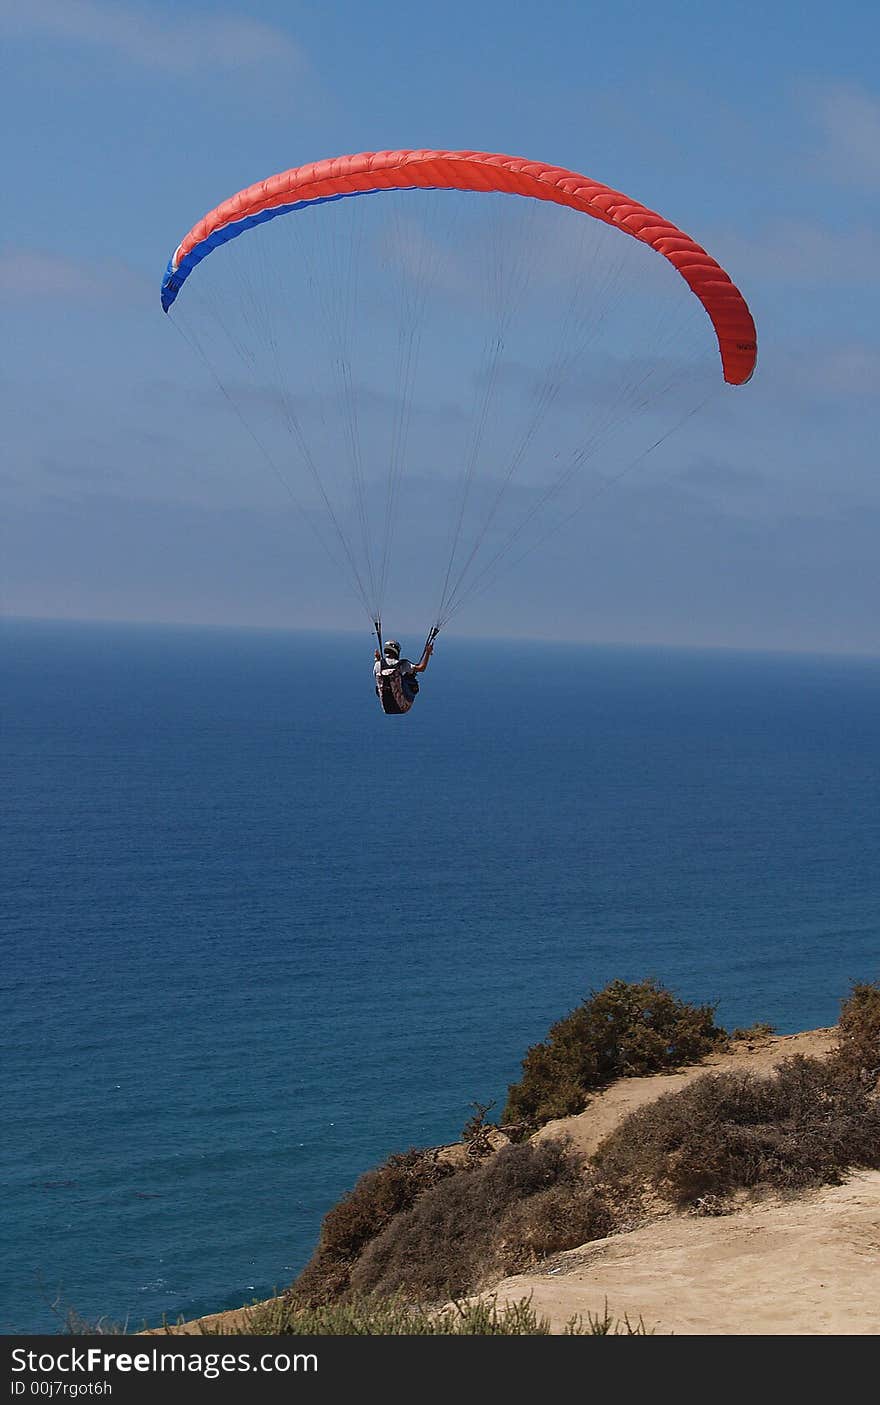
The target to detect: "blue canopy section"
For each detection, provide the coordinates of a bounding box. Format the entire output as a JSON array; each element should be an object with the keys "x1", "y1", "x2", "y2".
[{"x1": 161, "y1": 190, "x2": 391, "y2": 311}]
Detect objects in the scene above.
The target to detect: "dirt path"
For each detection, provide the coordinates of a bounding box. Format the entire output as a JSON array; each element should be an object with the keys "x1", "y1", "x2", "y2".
[{"x1": 533, "y1": 1028, "x2": 838, "y2": 1159}]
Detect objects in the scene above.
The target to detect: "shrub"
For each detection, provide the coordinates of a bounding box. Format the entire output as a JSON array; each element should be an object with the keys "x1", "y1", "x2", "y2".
[
  {"x1": 495, "y1": 1180, "x2": 615, "y2": 1273},
  {"x1": 195, "y1": 1294, "x2": 649, "y2": 1335},
  {"x1": 350, "y1": 1139, "x2": 614, "y2": 1301},
  {"x1": 290, "y1": 1149, "x2": 457, "y2": 1306},
  {"x1": 462, "y1": 1100, "x2": 496, "y2": 1142},
  {"x1": 503, "y1": 978, "x2": 726, "y2": 1129},
  {"x1": 731, "y1": 1022, "x2": 775, "y2": 1041},
  {"x1": 593, "y1": 1055, "x2": 880, "y2": 1208},
  {"x1": 833, "y1": 981, "x2": 880, "y2": 1086},
  {"x1": 63, "y1": 1310, "x2": 126, "y2": 1335}
]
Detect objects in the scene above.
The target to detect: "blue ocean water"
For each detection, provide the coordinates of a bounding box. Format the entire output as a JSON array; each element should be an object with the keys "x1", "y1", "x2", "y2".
[{"x1": 2, "y1": 618, "x2": 879, "y2": 1333}]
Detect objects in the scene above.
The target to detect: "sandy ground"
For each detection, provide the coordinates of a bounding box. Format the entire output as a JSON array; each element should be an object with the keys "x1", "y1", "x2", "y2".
[
  {"x1": 156, "y1": 1027, "x2": 880, "y2": 1336},
  {"x1": 144, "y1": 1300, "x2": 274, "y2": 1336},
  {"x1": 488, "y1": 1171, "x2": 880, "y2": 1335}
]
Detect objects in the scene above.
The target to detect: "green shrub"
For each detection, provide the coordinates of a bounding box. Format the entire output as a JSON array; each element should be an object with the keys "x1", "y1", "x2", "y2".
[
  {"x1": 833, "y1": 981, "x2": 880, "y2": 1086},
  {"x1": 290, "y1": 1149, "x2": 457, "y2": 1306},
  {"x1": 503, "y1": 978, "x2": 726, "y2": 1129},
  {"x1": 593, "y1": 1055, "x2": 880, "y2": 1208},
  {"x1": 350, "y1": 1139, "x2": 614, "y2": 1301}
]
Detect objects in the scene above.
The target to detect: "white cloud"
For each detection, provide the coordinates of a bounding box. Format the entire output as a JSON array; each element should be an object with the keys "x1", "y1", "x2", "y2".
[
  {"x1": 813, "y1": 84, "x2": 880, "y2": 190},
  {"x1": 0, "y1": 0, "x2": 302, "y2": 75},
  {"x1": 777, "y1": 343, "x2": 880, "y2": 399},
  {"x1": 0, "y1": 249, "x2": 100, "y2": 297},
  {"x1": 0, "y1": 248, "x2": 147, "y2": 300},
  {"x1": 713, "y1": 219, "x2": 880, "y2": 288},
  {"x1": 807, "y1": 345, "x2": 880, "y2": 397}
]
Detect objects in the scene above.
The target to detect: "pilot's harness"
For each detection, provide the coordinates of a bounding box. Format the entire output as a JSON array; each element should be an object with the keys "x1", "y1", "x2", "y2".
[{"x1": 374, "y1": 620, "x2": 439, "y2": 714}]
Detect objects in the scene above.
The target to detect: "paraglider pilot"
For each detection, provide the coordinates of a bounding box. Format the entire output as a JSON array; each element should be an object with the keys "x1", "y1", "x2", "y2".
[{"x1": 374, "y1": 638, "x2": 433, "y2": 714}]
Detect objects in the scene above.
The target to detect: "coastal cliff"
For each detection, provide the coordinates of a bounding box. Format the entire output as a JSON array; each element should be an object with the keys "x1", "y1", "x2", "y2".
[{"x1": 157, "y1": 1019, "x2": 880, "y2": 1336}]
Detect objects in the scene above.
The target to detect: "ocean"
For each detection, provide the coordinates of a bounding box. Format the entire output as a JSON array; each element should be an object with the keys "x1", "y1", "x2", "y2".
[{"x1": 2, "y1": 618, "x2": 879, "y2": 1333}]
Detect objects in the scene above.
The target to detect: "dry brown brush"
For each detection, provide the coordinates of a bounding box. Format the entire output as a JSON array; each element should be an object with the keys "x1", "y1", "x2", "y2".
[
  {"x1": 593, "y1": 1054, "x2": 880, "y2": 1209},
  {"x1": 291, "y1": 1148, "x2": 458, "y2": 1306},
  {"x1": 349, "y1": 1139, "x2": 612, "y2": 1301}
]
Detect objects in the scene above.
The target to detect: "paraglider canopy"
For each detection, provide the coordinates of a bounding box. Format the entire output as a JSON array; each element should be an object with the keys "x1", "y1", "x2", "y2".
[
  {"x1": 162, "y1": 149, "x2": 756, "y2": 385},
  {"x1": 162, "y1": 148, "x2": 756, "y2": 636}
]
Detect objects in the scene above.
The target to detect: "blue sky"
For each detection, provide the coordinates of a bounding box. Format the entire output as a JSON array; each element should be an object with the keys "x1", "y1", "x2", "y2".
[{"x1": 2, "y1": 0, "x2": 878, "y2": 651}]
